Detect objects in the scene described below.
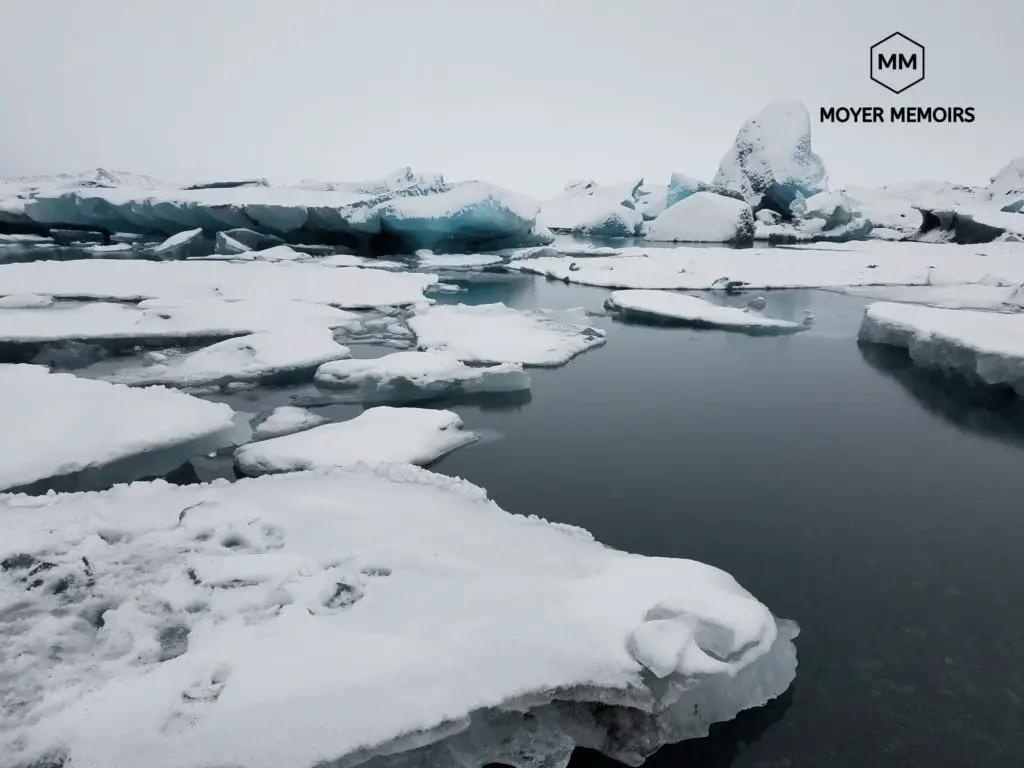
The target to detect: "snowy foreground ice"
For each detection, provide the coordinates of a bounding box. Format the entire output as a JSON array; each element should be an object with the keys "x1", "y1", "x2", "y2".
[
  {"x1": 605, "y1": 290, "x2": 811, "y2": 335},
  {"x1": 106, "y1": 328, "x2": 351, "y2": 389},
  {"x1": 234, "y1": 407, "x2": 477, "y2": 475},
  {"x1": 0, "y1": 260, "x2": 437, "y2": 308},
  {"x1": 0, "y1": 467, "x2": 797, "y2": 768},
  {"x1": 0, "y1": 365, "x2": 244, "y2": 492},
  {"x1": 859, "y1": 302, "x2": 1024, "y2": 396},
  {"x1": 408, "y1": 304, "x2": 606, "y2": 366},
  {"x1": 315, "y1": 350, "x2": 530, "y2": 402}
]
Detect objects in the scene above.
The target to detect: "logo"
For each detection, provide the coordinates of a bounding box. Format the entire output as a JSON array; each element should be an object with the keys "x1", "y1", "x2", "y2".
[{"x1": 870, "y1": 32, "x2": 924, "y2": 94}]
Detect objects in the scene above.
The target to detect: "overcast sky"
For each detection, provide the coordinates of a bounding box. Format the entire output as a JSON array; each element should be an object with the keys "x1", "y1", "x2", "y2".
[{"x1": 0, "y1": 0, "x2": 1019, "y2": 198}]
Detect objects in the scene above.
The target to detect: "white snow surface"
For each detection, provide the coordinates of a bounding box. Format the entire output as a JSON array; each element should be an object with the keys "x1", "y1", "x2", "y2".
[
  {"x1": 646, "y1": 192, "x2": 755, "y2": 243},
  {"x1": 0, "y1": 298, "x2": 356, "y2": 344},
  {"x1": 417, "y1": 252, "x2": 503, "y2": 268},
  {"x1": 315, "y1": 350, "x2": 530, "y2": 401},
  {"x1": 0, "y1": 293, "x2": 54, "y2": 309},
  {"x1": 605, "y1": 290, "x2": 809, "y2": 334},
  {"x1": 0, "y1": 365, "x2": 237, "y2": 491},
  {"x1": 859, "y1": 302, "x2": 1024, "y2": 395},
  {"x1": 252, "y1": 406, "x2": 328, "y2": 440},
  {"x1": 0, "y1": 259, "x2": 438, "y2": 308},
  {"x1": 234, "y1": 407, "x2": 477, "y2": 474},
  {"x1": 106, "y1": 328, "x2": 351, "y2": 388},
  {"x1": 408, "y1": 303, "x2": 607, "y2": 366},
  {"x1": 0, "y1": 466, "x2": 796, "y2": 768},
  {"x1": 510, "y1": 241, "x2": 1024, "y2": 291}
]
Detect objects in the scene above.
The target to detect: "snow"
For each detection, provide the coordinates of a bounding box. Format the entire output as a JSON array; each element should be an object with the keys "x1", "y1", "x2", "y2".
[
  {"x1": 605, "y1": 290, "x2": 811, "y2": 334},
  {"x1": 252, "y1": 406, "x2": 327, "y2": 440},
  {"x1": 859, "y1": 302, "x2": 1024, "y2": 395},
  {"x1": 509, "y1": 241, "x2": 1024, "y2": 291},
  {"x1": 713, "y1": 101, "x2": 827, "y2": 211},
  {"x1": 634, "y1": 182, "x2": 669, "y2": 221},
  {"x1": 988, "y1": 156, "x2": 1024, "y2": 211},
  {"x1": 417, "y1": 252, "x2": 504, "y2": 268},
  {"x1": 315, "y1": 350, "x2": 530, "y2": 402},
  {"x1": 106, "y1": 328, "x2": 351, "y2": 388},
  {"x1": 538, "y1": 180, "x2": 644, "y2": 237},
  {"x1": 0, "y1": 293, "x2": 54, "y2": 308},
  {"x1": 316, "y1": 253, "x2": 406, "y2": 269},
  {"x1": 0, "y1": 466, "x2": 796, "y2": 768},
  {"x1": 408, "y1": 303, "x2": 607, "y2": 366},
  {"x1": 0, "y1": 364, "x2": 240, "y2": 492},
  {"x1": 0, "y1": 259, "x2": 438, "y2": 308},
  {"x1": 234, "y1": 407, "x2": 477, "y2": 475},
  {"x1": 0, "y1": 298, "x2": 356, "y2": 345},
  {"x1": 646, "y1": 192, "x2": 755, "y2": 244}
]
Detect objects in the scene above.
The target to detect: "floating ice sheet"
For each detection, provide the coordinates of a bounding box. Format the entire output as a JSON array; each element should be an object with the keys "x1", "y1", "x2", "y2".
[
  {"x1": 252, "y1": 406, "x2": 328, "y2": 440},
  {"x1": 0, "y1": 466, "x2": 796, "y2": 768},
  {"x1": 605, "y1": 290, "x2": 810, "y2": 334}
]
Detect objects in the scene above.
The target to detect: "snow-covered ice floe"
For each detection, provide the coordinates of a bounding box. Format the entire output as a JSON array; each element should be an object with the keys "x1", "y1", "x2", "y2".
[
  {"x1": 839, "y1": 282, "x2": 1024, "y2": 311},
  {"x1": 408, "y1": 303, "x2": 607, "y2": 366},
  {"x1": 315, "y1": 350, "x2": 530, "y2": 402},
  {"x1": 0, "y1": 365, "x2": 245, "y2": 493},
  {"x1": 859, "y1": 302, "x2": 1024, "y2": 396},
  {"x1": 605, "y1": 290, "x2": 811, "y2": 335},
  {"x1": 0, "y1": 466, "x2": 798, "y2": 768},
  {"x1": 0, "y1": 259, "x2": 438, "y2": 308},
  {"x1": 0, "y1": 298, "x2": 355, "y2": 347},
  {"x1": 234, "y1": 406, "x2": 476, "y2": 475},
  {"x1": 416, "y1": 251, "x2": 504, "y2": 269},
  {"x1": 106, "y1": 328, "x2": 351, "y2": 389},
  {"x1": 252, "y1": 406, "x2": 327, "y2": 441}
]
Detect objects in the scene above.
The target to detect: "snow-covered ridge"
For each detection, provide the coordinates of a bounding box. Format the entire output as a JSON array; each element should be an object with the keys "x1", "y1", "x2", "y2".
[{"x1": 0, "y1": 467, "x2": 797, "y2": 768}]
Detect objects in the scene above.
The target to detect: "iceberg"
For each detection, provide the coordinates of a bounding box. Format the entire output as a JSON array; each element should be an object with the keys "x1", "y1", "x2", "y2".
[
  {"x1": 252, "y1": 405, "x2": 328, "y2": 441},
  {"x1": 408, "y1": 303, "x2": 607, "y2": 366},
  {"x1": 910, "y1": 204, "x2": 1024, "y2": 244},
  {"x1": 0, "y1": 298, "x2": 355, "y2": 347},
  {"x1": 713, "y1": 101, "x2": 827, "y2": 214},
  {"x1": 0, "y1": 364, "x2": 243, "y2": 492},
  {"x1": 105, "y1": 328, "x2": 351, "y2": 389},
  {"x1": 0, "y1": 466, "x2": 796, "y2": 768},
  {"x1": 234, "y1": 406, "x2": 477, "y2": 475},
  {"x1": 153, "y1": 228, "x2": 212, "y2": 259},
  {"x1": 988, "y1": 156, "x2": 1024, "y2": 212},
  {"x1": 634, "y1": 181, "x2": 670, "y2": 221},
  {"x1": 538, "y1": 179, "x2": 644, "y2": 237},
  {"x1": 0, "y1": 259, "x2": 438, "y2": 308},
  {"x1": 314, "y1": 350, "x2": 530, "y2": 402},
  {"x1": 646, "y1": 192, "x2": 755, "y2": 244},
  {"x1": 858, "y1": 302, "x2": 1024, "y2": 396},
  {"x1": 214, "y1": 231, "x2": 252, "y2": 255},
  {"x1": 605, "y1": 290, "x2": 811, "y2": 334}
]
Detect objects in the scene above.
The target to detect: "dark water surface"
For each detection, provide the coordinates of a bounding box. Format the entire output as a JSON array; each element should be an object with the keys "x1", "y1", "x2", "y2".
[{"x1": 417, "y1": 274, "x2": 1024, "y2": 768}]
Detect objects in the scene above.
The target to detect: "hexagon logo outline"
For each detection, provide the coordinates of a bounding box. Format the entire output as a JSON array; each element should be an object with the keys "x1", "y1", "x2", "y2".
[{"x1": 870, "y1": 32, "x2": 925, "y2": 94}]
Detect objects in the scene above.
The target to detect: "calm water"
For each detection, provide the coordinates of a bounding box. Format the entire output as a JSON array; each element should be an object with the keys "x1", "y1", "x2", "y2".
[{"x1": 23, "y1": 267, "x2": 1024, "y2": 766}]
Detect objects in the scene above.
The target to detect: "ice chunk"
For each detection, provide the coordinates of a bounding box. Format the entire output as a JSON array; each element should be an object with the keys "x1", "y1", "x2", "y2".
[
  {"x1": 801, "y1": 183, "x2": 983, "y2": 236},
  {"x1": 605, "y1": 290, "x2": 810, "y2": 334},
  {"x1": 153, "y1": 228, "x2": 212, "y2": 259},
  {"x1": 0, "y1": 259, "x2": 438, "y2": 308},
  {"x1": 408, "y1": 303, "x2": 606, "y2": 366},
  {"x1": 85, "y1": 243, "x2": 135, "y2": 257},
  {"x1": 417, "y1": 252, "x2": 504, "y2": 269},
  {"x1": 317, "y1": 253, "x2": 407, "y2": 270},
  {"x1": 375, "y1": 181, "x2": 544, "y2": 252},
  {"x1": 988, "y1": 156, "x2": 1024, "y2": 212},
  {"x1": 634, "y1": 182, "x2": 669, "y2": 221},
  {"x1": 315, "y1": 350, "x2": 530, "y2": 402},
  {"x1": 646, "y1": 192, "x2": 755, "y2": 244},
  {"x1": 0, "y1": 293, "x2": 54, "y2": 308},
  {"x1": 214, "y1": 231, "x2": 252, "y2": 255},
  {"x1": 0, "y1": 466, "x2": 796, "y2": 768},
  {"x1": 235, "y1": 407, "x2": 477, "y2": 474},
  {"x1": 859, "y1": 302, "x2": 1024, "y2": 395},
  {"x1": 252, "y1": 406, "x2": 328, "y2": 440},
  {"x1": 106, "y1": 328, "x2": 351, "y2": 388},
  {"x1": 217, "y1": 228, "x2": 285, "y2": 250},
  {"x1": 538, "y1": 179, "x2": 644, "y2": 236},
  {"x1": 910, "y1": 205, "x2": 1024, "y2": 244},
  {"x1": 663, "y1": 174, "x2": 740, "y2": 208},
  {"x1": 0, "y1": 364, "x2": 241, "y2": 492},
  {"x1": 0, "y1": 298, "x2": 356, "y2": 345},
  {"x1": 713, "y1": 101, "x2": 827, "y2": 213}
]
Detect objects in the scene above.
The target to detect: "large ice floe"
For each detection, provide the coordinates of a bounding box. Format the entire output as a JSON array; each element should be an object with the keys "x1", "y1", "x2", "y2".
[
  {"x1": 315, "y1": 350, "x2": 530, "y2": 402},
  {"x1": 0, "y1": 466, "x2": 798, "y2": 768},
  {"x1": 105, "y1": 328, "x2": 351, "y2": 389},
  {"x1": 0, "y1": 364, "x2": 244, "y2": 493},
  {"x1": 408, "y1": 303, "x2": 607, "y2": 366},
  {"x1": 858, "y1": 302, "x2": 1024, "y2": 396},
  {"x1": 234, "y1": 407, "x2": 477, "y2": 475},
  {"x1": 0, "y1": 298, "x2": 356, "y2": 348},
  {"x1": 712, "y1": 101, "x2": 828, "y2": 214},
  {"x1": 646, "y1": 192, "x2": 755, "y2": 244},
  {"x1": 0, "y1": 259, "x2": 437, "y2": 308},
  {"x1": 538, "y1": 179, "x2": 645, "y2": 237},
  {"x1": 605, "y1": 290, "x2": 811, "y2": 335}
]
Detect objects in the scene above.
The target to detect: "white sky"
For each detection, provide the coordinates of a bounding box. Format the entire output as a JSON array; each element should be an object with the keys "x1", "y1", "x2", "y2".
[{"x1": 0, "y1": 0, "x2": 1019, "y2": 198}]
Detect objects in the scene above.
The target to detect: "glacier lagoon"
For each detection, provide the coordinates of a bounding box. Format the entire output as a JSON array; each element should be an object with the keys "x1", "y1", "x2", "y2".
[{"x1": 2, "y1": 248, "x2": 1023, "y2": 766}]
